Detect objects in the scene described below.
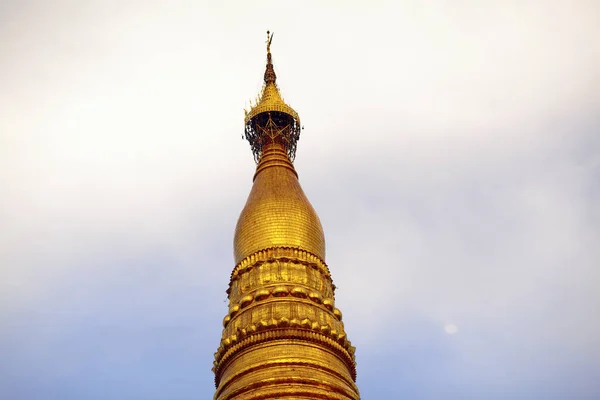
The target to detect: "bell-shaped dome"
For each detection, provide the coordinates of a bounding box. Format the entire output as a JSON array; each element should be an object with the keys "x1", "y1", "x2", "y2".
[{"x1": 233, "y1": 142, "x2": 326, "y2": 264}]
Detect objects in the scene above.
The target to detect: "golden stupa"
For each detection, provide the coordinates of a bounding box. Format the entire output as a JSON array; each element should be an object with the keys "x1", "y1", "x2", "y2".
[{"x1": 212, "y1": 32, "x2": 360, "y2": 400}]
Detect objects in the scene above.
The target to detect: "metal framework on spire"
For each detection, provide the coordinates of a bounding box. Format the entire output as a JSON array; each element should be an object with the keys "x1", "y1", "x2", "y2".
[{"x1": 244, "y1": 31, "x2": 302, "y2": 163}]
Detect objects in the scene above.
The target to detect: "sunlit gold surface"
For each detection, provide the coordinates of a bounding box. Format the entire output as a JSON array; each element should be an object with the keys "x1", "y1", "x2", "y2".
[
  {"x1": 244, "y1": 82, "x2": 300, "y2": 127},
  {"x1": 233, "y1": 143, "x2": 326, "y2": 264},
  {"x1": 213, "y1": 32, "x2": 360, "y2": 400}
]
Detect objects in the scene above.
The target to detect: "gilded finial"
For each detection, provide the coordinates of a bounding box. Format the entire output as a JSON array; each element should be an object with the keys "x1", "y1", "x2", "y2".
[
  {"x1": 244, "y1": 32, "x2": 301, "y2": 162},
  {"x1": 264, "y1": 30, "x2": 276, "y2": 85},
  {"x1": 266, "y1": 30, "x2": 273, "y2": 54}
]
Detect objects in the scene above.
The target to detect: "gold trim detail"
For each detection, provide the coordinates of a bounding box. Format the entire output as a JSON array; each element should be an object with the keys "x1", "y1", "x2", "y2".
[
  {"x1": 229, "y1": 246, "x2": 331, "y2": 288},
  {"x1": 213, "y1": 327, "x2": 357, "y2": 385}
]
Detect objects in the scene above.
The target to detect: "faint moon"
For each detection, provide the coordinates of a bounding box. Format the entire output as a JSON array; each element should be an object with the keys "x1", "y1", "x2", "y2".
[{"x1": 444, "y1": 324, "x2": 459, "y2": 334}]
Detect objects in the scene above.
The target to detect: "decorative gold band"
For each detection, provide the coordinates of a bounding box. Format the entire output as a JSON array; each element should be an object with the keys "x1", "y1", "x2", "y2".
[
  {"x1": 216, "y1": 358, "x2": 357, "y2": 399},
  {"x1": 218, "y1": 376, "x2": 358, "y2": 400},
  {"x1": 229, "y1": 246, "x2": 332, "y2": 291},
  {"x1": 213, "y1": 327, "x2": 357, "y2": 386}
]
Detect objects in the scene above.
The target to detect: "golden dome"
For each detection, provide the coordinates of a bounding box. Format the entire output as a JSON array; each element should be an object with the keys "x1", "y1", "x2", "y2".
[{"x1": 233, "y1": 141, "x2": 326, "y2": 264}]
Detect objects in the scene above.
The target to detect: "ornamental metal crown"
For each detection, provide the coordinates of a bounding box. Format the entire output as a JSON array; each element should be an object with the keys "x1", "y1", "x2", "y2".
[{"x1": 244, "y1": 31, "x2": 302, "y2": 163}]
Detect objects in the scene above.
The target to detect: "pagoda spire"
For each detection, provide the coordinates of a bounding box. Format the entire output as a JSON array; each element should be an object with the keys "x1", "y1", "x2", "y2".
[{"x1": 212, "y1": 33, "x2": 360, "y2": 400}]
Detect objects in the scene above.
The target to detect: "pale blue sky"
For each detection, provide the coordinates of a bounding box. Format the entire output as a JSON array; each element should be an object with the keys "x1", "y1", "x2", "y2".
[{"x1": 1, "y1": 1, "x2": 599, "y2": 399}]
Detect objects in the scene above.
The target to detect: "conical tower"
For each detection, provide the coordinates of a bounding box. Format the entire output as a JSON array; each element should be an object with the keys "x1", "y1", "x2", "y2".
[{"x1": 213, "y1": 32, "x2": 360, "y2": 400}]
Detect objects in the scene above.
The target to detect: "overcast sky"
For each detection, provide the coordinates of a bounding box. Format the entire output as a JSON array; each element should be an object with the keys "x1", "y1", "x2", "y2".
[{"x1": 1, "y1": 1, "x2": 599, "y2": 399}]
